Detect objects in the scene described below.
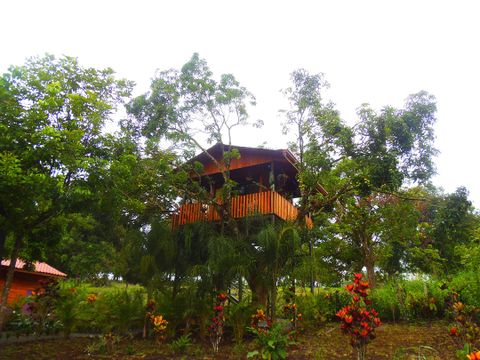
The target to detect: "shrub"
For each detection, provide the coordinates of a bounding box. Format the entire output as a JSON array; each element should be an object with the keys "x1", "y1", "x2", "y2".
[
  {"x1": 226, "y1": 299, "x2": 254, "y2": 344},
  {"x1": 247, "y1": 322, "x2": 292, "y2": 360},
  {"x1": 209, "y1": 293, "x2": 227, "y2": 353},
  {"x1": 153, "y1": 287, "x2": 212, "y2": 338},
  {"x1": 447, "y1": 291, "x2": 480, "y2": 358},
  {"x1": 336, "y1": 273, "x2": 381, "y2": 360},
  {"x1": 169, "y1": 333, "x2": 192, "y2": 354}
]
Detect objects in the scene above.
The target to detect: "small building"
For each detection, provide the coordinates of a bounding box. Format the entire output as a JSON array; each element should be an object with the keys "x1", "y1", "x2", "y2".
[
  {"x1": 0, "y1": 259, "x2": 67, "y2": 304},
  {"x1": 172, "y1": 143, "x2": 326, "y2": 228}
]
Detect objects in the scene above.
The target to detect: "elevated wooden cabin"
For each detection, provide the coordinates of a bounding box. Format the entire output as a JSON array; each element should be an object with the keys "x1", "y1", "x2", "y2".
[{"x1": 172, "y1": 144, "x2": 325, "y2": 229}]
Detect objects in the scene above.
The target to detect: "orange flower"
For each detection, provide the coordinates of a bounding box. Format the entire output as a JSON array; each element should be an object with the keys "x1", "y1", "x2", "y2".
[
  {"x1": 453, "y1": 302, "x2": 464, "y2": 312},
  {"x1": 467, "y1": 351, "x2": 480, "y2": 360},
  {"x1": 152, "y1": 315, "x2": 168, "y2": 327},
  {"x1": 86, "y1": 294, "x2": 97, "y2": 303}
]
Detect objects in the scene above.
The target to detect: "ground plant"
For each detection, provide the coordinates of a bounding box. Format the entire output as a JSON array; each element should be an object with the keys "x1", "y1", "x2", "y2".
[
  {"x1": 336, "y1": 273, "x2": 381, "y2": 360},
  {"x1": 209, "y1": 293, "x2": 227, "y2": 353}
]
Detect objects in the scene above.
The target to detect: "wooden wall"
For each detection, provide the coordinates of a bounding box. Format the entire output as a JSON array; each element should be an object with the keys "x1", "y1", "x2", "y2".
[
  {"x1": 0, "y1": 269, "x2": 52, "y2": 304},
  {"x1": 172, "y1": 190, "x2": 313, "y2": 229}
]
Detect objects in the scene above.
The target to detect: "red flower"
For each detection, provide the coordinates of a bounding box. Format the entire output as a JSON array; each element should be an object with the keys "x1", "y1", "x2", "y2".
[
  {"x1": 354, "y1": 273, "x2": 363, "y2": 284},
  {"x1": 214, "y1": 305, "x2": 223, "y2": 312},
  {"x1": 346, "y1": 284, "x2": 354, "y2": 292},
  {"x1": 360, "y1": 329, "x2": 368, "y2": 337},
  {"x1": 344, "y1": 315, "x2": 353, "y2": 324},
  {"x1": 373, "y1": 317, "x2": 381, "y2": 326},
  {"x1": 449, "y1": 327, "x2": 458, "y2": 336},
  {"x1": 217, "y1": 293, "x2": 227, "y2": 301}
]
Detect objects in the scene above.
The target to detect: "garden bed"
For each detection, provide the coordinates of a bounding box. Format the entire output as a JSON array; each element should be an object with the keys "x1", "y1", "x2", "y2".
[{"x1": 0, "y1": 321, "x2": 458, "y2": 359}]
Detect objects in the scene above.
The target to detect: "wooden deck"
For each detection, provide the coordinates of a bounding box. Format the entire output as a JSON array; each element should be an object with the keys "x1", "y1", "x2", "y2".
[{"x1": 172, "y1": 191, "x2": 313, "y2": 229}]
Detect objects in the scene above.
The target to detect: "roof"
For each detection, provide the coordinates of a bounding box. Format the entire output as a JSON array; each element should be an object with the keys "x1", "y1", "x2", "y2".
[
  {"x1": 189, "y1": 143, "x2": 328, "y2": 195},
  {"x1": 1, "y1": 259, "x2": 67, "y2": 277},
  {"x1": 190, "y1": 143, "x2": 298, "y2": 165}
]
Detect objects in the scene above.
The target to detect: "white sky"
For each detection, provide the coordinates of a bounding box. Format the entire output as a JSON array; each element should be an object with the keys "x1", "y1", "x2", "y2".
[{"x1": 1, "y1": 0, "x2": 480, "y2": 208}]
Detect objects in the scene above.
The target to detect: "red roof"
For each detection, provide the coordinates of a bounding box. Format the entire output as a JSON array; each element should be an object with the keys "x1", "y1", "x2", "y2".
[{"x1": 1, "y1": 259, "x2": 67, "y2": 277}]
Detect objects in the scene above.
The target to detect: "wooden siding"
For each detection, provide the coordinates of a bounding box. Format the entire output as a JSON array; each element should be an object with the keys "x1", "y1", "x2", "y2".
[
  {"x1": 0, "y1": 270, "x2": 51, "y2": 304},
  {"x1": 172, "y1": 191, "x2": 313, "y2": 229},
  {"x1": 199, "y1": 153, "x2": 285, "y2": 177}
]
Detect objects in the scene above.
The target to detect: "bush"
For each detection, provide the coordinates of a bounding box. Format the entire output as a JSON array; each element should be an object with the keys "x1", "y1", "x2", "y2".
[
  {"x1": 293, "y1": 288, "x2": 350, "y2": 325},
  {"x1": 226, "y1": 300, "x2": 255, "y2": 344},
  {"x1": 450, "y1": 271, "x2": 480, "y2": 308},
  {"x1": 153, "y1": 287, "x2": 212, "y2": 338},
  {"x1": 370, "y1": 278, "x2": 448, "y2": 321}
]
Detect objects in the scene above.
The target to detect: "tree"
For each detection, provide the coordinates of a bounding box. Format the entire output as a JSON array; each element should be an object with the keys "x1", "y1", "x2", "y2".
[
  {"x1": 127, "y1": 53, "x2": 259, "y2": 235},
  {"x1": 128, "y1": 54, "x2": 263, "y2": 297},
  {"x1": 282, "y1": 78, "x2": 438, "y2": 286},
  {"x1": 420, "y1": 187, "x2": 478, "y2": 274},
  {"x1": 0, "y1": 54, "x2": 133, "y2": 328}
]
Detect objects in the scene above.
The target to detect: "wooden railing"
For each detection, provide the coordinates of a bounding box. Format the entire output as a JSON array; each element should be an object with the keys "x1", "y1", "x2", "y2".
[{"x1": 172, "y1": 191, "x2": 313, "y2": 229}]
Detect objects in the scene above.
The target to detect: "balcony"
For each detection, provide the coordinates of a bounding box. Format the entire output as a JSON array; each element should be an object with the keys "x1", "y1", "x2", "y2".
[{"x1": 172, "y1": 190, "x2": 313, "y2": 229}]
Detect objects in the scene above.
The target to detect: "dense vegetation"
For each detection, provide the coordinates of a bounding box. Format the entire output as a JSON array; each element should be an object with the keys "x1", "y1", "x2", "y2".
[{"x1": 1, "y1": 54, "x2": 479, "y2": 359}]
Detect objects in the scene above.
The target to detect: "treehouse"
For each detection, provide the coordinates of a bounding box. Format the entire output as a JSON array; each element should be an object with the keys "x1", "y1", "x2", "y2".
[{"x1": 172, "y1": 144, "x2": 326, "y2": 229}]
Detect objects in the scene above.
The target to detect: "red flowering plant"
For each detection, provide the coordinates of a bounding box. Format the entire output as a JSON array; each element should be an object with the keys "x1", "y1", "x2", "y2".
[
  {"x1": 283, "y1": 303, "x2": 302, "y2": 337},
  {"x1": 150, "y1": 314, "x2": 168, "y2": 343},
  {"x1": 467, "y1": 351, "x2": 480, "y2": 360},
  {"x1": 143, "y1": 299, "x2": 156, "y2": 338},
  {"x1": 336, "y1": 273, "x2": 381, "y2": 360},
  {"x1": 251, "y1": 309, "x2": 271, "y2": 334},
  {"x1": 209, "y1": 293, "x2": 227, "y2": 353},
  {"x1": 447, "y1": 291, "x2": 480, "y2": 358}
]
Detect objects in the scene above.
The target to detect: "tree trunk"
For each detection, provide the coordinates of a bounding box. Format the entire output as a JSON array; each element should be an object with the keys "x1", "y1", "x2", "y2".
[
  {"x1": 0, "y1": 233, "x2": 22, "y2": 331},
  {"x1": 238, "y1": 276, "x2": 243, "y2": 302},
  {"x1": 0, "y1": 205, "x2": 7, "y2": 262},
  {"x1": 363, "y1": 245, "x2": 376, "y2": 288},
  {"x1": 269, "y1": 280, "x2": 278, "y2": 321},
  {"x1": 308, "y1": 233, "x2": 315, "y2": 294},
  {"x1": 247, "y1": 274, "x2": 268, "y2": 308}
]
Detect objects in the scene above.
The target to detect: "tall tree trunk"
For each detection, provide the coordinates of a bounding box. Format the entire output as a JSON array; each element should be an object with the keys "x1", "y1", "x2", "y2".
[
  {"x1": 247, "y1": 274, "x2": 268, "y2": 308},
  {"x1": 238, "y1": 276, "x2": 243, "y2": 302},
  {"x1": 362, "y1": 235, "x2": 376, "y2": 288},
  {"x1": 0, "y1": 233, "x2": 22, "y2": 331}
]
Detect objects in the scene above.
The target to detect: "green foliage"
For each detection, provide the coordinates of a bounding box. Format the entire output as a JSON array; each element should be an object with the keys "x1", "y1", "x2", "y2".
[
  {"x1": 247, "y1": 322, "x2": 293, "y2": 360},
  {"x1": 290, "y1": 289, "x2": 350, "y2": 325},
  {"x1": 370, "y1": 279, "x2": 447, "y2": 321},
  {"x1": 169, "y1": 333, "x2": 192, "y2": 354},
  {"x1": 226, "y1": 300, "x2": 255, "y2": 344},
  {"x1": 93, "y1": 289, "x2": 145, "y2": 334},
  {"x1": 450, "y1": 272, "x2": 480, "y2": 308},
  {"x1": 153, "y1": 286, "x2": 212, "y2": 338}
]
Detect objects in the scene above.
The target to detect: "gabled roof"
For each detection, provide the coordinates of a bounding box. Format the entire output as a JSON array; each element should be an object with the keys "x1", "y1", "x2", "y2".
[
  {"x1": 189, "y1": 143, "x2": 328, "y2": 195},
  {"x1": 1, "y1": 259, "x2": 67, "y2": 277},
  {"x1": 189, "y1": 143, "x2": 299, "y2": 173}
]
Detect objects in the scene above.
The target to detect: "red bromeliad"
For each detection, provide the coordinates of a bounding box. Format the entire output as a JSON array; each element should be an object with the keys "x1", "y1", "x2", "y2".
[
  {"x1": 336, "y1": 273, "x2": 381, "y2": 360},
  {"x1": 209, "y1": 293, "x2": 227, "y2": 353}
]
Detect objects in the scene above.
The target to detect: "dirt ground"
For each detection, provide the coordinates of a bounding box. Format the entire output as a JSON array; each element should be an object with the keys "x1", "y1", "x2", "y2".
[{"x1": 0, "y1": 321, "x2": 458, "y2": 359}]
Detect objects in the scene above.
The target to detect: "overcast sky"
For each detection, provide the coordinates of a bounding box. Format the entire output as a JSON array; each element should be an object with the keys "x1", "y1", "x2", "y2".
[{"x1": 2, "y1": 0, "x2": 479, "y2": 208}]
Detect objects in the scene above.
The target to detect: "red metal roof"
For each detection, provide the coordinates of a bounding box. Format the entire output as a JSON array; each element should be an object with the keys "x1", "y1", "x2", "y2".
[{"x1": 1, "y1": 259, "x2": 67, "y2": 277}]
